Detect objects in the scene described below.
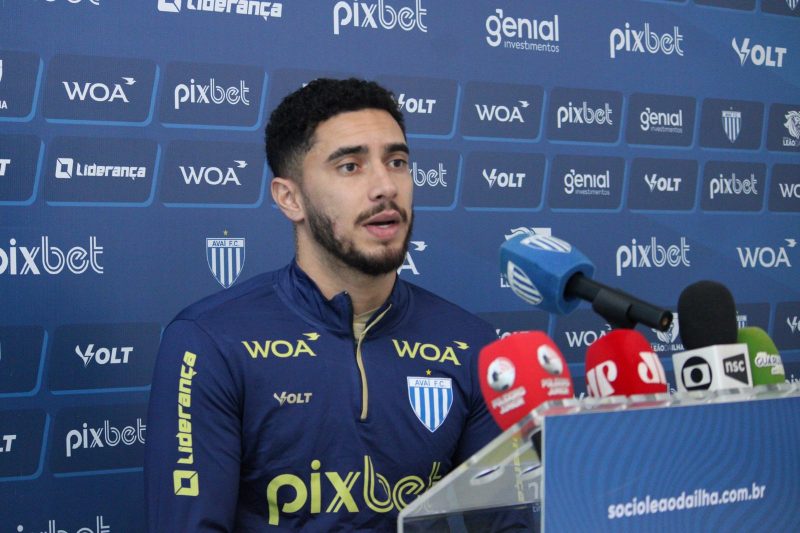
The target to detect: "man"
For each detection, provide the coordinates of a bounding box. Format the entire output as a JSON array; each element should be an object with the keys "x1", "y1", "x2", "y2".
[{"x1": 145, "y1": 78, "x2": 503, "y2": 531}]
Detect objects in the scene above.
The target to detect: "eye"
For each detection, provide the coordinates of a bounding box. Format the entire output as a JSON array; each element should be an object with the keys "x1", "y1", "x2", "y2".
[
  {"x1": 338, "y1": 162, "x2": 359, "y2": 174},
  {"x1": 388, "y1": 158, "x2": 408, "y2": 170}
]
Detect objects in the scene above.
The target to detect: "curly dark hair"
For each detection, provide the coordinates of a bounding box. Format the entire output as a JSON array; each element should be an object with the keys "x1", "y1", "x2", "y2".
[{"x1": 265, "y1": 78, "x2": 406, "y2": 180}]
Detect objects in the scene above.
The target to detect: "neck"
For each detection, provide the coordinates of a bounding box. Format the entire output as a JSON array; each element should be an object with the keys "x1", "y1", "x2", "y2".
[{"x1": 296, "y1": 248, "x2": 396, "y2": 316}]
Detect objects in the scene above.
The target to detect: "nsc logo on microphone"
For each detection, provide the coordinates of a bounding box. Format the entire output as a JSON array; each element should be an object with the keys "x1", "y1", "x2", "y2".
[{"x1": 672, "y1": 344, "x2": 752, "y2": 392}]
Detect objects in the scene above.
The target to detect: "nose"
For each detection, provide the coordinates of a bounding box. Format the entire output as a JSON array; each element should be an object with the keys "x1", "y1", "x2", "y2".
[{"x1": 368, "y1": 161, "x2": 399, "y2": 202}]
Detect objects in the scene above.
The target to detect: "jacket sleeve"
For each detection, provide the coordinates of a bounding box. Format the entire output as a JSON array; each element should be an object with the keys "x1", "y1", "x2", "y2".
[
  {"x1": 145, "y1": 318, "x2": 242, "y2": 532},
  {"x1": 453, "y1": 325, "x2": 501, "y2": 466}
]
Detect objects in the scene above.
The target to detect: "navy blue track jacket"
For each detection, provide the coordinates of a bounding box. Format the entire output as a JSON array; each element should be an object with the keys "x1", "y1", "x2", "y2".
[{"x1": 145, "y1": 261, "x2": 501, "y2": 531}]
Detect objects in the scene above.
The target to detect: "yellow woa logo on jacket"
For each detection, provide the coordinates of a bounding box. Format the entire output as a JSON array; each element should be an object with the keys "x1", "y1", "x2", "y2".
[
  {"x1": 241, "y1": 333, "x2": 320, "y2": 358},
  {"x1": 391, "y1": 339, "x2": 468, "y2": 366},
  {"x1": 265, "y1": 456, "x2": 442, "y2": 526}
]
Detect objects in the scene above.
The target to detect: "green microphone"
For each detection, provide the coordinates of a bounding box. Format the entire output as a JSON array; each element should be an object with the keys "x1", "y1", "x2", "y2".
[{"x1": 737, "y1": 326, "x2": 785, "y2": 385}]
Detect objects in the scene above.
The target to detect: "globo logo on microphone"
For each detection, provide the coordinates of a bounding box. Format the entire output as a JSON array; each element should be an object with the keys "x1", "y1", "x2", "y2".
[{"x1": 478, "y1": 331, "x2": 574, "y2": 430}]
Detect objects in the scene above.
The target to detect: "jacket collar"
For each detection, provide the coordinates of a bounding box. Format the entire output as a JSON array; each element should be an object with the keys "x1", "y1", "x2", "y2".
[{"x1": 276, "y1": 260, "x2": 411, "y2": 337}]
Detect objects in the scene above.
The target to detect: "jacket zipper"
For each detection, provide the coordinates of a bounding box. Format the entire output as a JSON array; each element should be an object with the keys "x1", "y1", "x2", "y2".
[{"x1": 355, "y1": 305, "x2": 391, "y2": 421}]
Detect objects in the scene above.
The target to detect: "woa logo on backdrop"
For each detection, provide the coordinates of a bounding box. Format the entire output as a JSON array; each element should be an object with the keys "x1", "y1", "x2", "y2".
[
  {"x1": 769, "y1": 164, "x2": 800, "y2": 212},
  {"x1": 42, "y1": 54, "x2": 157, "y2": 125},
  {"x1": 460, "y1": 81, "x2": 543, "y2": 141},
  {"x1": 699, "y1": 98, "x2": 764, "y2": 150},
  {"x1": 462, "y1": 151, "x2": 544, "y2": 210},
  {"x1": 44, "y1": 136, "x2": 158, "y2": 206},
  {"x1": 377, "y1": 75, "x2": 458, "y2": 137},
  {"x1": 0, "y1": 134, "x2": 41, "y2": 205},
  {"x1": 626, "y1": 93, "x2": 695, "y2": 147},
  {"x1": 628, "y1": 158, "x2": 696, "y2": 211},
  {"x1": 0, "y1": 50, "x2": 41, "y2": 121},
  {"x1": 161, "y1": 141, "x2": 266, "y2": 207},
  {"x1": 548, "y1": 155, "x2": 624, "y2": 210},
  {"x1": 737, "y1": 238, "x2": 795, "y2": 269},
  {"x1": 160, "y1": 61, "x2": 265, "y2": 129},
  {"x1": 547, "y1": 87, "x2": 622, "y2": 143},
  {"x1": 701, "y1": 161, "x2": 765, "y2": 211}
]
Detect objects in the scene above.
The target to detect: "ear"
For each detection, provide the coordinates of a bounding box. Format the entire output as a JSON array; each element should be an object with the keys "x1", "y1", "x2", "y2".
[{"x1": 271, "y1": 177, "x2": 305, "y2": 223}]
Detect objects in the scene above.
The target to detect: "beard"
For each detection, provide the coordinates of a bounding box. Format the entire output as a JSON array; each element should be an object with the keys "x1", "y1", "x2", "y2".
[{"x1": 303, "y1": 195, "x2": 413, "y2": 277}]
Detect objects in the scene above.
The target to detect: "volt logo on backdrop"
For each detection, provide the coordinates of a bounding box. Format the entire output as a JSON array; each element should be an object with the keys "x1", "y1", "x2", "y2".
[
  {"x1": 333, "y1": 0, "x2": 427, "y2": 35},
  {"x1": 48, "y1": 323, "x2": 161, "y2": 393},
  {"x1": 731, "y1": 37, "x2": 787, "y2": 68},
  {"x1": 377, "y1": 75, "x2": 458, "y2": 137},
  {"x1": 628, "y1": 158, "x2": 697, "y2": 211},
  {"x1": 0, "y1": 409, "x2": 47, "y2": 479},
  {"x1": 462, "y1": 152, "x2": 544, "y2": 209},
  {"x1": 0, "y1": 134, "x2": 40, "y2": 204}
]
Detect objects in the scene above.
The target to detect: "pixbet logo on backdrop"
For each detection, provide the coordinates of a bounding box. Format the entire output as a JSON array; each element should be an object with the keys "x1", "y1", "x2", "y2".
[
  {"x1": 556, "y1": 101, "x2": 613, "y2": 129},
  {"x1": 615, "y1": 237, "x2": 690, "y2": 276},
  {"x1": 0, "y1": 237, "x2": 103, "y2": 276},
  {"x1": 65, "y1": 418, "x2": 146, "y2": 457},
  {"x1": 158, "y1": 0, "x2": 283, "y2": 21},
  {"x1": 173, "y1": 78, "x2": 250, "y2": 110},
  {"x1": 484, "y1": 9, "x2": 560, "y2": 53},
  {"x1": 737, "y1": 238, "x2": 795, "y2": 268},
  {"x1": 16, "y1": 516, "x2": 111, "y2": 533},
  {"x1": 731, "y1": 37, "x2": 787, "y2": 68},
  {"x1": 609, "y1": 22, "x2": 684, "y2": 59},
  {"x1": 333, "y1": 0, "x2": 427, "y2": 35},
  {"x1": 409, "y1": 161, "x2": 447, "y2": 187},
  {"x1": 708, "y1": 172, "x2": 758, "y2": 200}
]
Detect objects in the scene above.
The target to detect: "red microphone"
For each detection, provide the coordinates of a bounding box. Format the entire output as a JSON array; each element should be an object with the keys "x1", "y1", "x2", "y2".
[
  {"x1": 584, "y1": 328, "x2": 668, "y2": 397},
  {"x1": 479, "y1": 331, "x2": 575, "y2": 430}
]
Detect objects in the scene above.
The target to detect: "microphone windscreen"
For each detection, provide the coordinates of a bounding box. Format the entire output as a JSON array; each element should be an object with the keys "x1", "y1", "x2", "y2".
[
  {"x1": 677, "y1": 280, "x2": 738, "y2": 349},
  {"x1": 500, "y1": 234, "x2": 594, "y2": 315},
  {"x1": 585, "y1": 328, "x2": 668, "y2": 397},
  {"x1": 737, "y1": 326, "x2": 785, "y2": 385},
  {"x1": 478, "y1": 331, "x2": 574, "y2": 430}
]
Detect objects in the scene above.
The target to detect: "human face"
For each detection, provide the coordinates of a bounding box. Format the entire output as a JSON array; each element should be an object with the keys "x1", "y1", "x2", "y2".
[{"x1": 297, "y1": 109, "x2": 413, "y2": 277}]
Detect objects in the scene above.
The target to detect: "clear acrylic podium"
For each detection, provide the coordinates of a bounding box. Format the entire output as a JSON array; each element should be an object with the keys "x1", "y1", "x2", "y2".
[{"x1": 398, "y1": 383, "x2": 800, "y2": 532}]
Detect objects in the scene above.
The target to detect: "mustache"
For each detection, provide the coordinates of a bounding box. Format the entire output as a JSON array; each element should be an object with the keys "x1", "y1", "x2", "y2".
[{"x1": 355, "y1": 201, "x2": 409, "y2": 225}]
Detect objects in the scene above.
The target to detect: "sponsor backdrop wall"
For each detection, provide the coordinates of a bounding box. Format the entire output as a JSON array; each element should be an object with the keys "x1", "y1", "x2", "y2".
[{"x1": 1, "y1": 0, "x2": 799, "y2": 530}]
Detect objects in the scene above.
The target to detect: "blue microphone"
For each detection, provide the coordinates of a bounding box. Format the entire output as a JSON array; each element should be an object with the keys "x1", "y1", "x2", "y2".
[{"x1": 500, "y1": 234, "x2": 672, "y2": 331}]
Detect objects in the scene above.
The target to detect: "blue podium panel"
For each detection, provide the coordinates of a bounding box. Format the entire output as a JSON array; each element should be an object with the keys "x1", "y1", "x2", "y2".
[{"x1": 543, "y1": 397, "x2": 800, "y2": 532}]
